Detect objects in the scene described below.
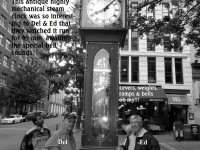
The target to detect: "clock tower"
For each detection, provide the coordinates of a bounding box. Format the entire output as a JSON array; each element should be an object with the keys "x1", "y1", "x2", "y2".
[{"x1": 79, "y1": 0, "x2": 128, "y2": 149}]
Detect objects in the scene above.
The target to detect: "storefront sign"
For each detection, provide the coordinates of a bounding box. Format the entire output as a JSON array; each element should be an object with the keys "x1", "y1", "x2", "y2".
[
  {"x1": 166, "y1": 94, "x2": 190, "y2": 105},
  {"x1": 119, "y1": 85, "x2": 167, "y2": 102},
  {"x1": 191, "y1": 125, "x2": 199, "y2": 135},
  {"x1": 189, "y1": 113, "x2": 194, "y2": 120}
]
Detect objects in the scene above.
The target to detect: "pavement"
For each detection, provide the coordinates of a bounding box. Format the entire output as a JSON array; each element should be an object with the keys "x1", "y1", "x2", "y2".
[{"x1": 73, "y1": 130, "x2": 200, "y2": 150}]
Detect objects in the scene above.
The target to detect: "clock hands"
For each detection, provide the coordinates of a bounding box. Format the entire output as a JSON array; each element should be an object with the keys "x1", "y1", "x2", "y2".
[
  {"x1": 93, "y1": 0, "x2": 116, "y2": 15},
  {"x1": 103, "y1": 0, "x2": 116, "y2": 12}
]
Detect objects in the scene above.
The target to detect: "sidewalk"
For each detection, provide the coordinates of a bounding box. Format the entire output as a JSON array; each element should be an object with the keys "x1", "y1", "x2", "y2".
[{"x1": 73, "y1": 130, "x2": 200, "y2": 150}]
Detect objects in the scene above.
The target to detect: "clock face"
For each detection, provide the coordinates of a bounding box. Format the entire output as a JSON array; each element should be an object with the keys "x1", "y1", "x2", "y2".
[{"x1": 87, "y1": 0, "x2": 121, "y2": 25}]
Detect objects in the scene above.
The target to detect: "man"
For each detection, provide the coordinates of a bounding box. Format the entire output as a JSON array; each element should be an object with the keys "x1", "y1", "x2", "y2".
[
  {"x1": 121, "y1": 115, "x2": 160, "y2": 150},
  {"x1": 125, "y1": 125, "x2": 133, "y2": 137},
  {"x1": 43, "y1": 112, "x2": 77, "y2": 150},
  {"x1": 20, "y1": 114, "x2": 51, "y2": 150}
]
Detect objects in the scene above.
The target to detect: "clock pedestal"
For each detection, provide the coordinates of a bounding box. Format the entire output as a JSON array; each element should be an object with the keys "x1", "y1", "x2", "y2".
[
  {"x1": 79, "y1": 42, "x2": 121, "y2": 150},
  {"x1": 80, "y1": 29, "x2": 127, "y2": 48},
  {"x1": 79, "y1": 0, "x2": 128, "y2": 149}
]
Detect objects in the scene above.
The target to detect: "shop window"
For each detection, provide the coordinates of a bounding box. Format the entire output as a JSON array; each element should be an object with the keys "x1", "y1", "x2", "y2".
[
  {"x1": 131, "y1": 31, "x2": 138, "y2": 51},
  {"x1": 147, "y1": 32, "x2": 155, "y2": 51},
  {"x1": 175, "y1": 58, "x2": 183, "y2": 84},
  {"x1": 163, "y1": 35, "x2": 171, "y2": 52},
  {"x1": 148, "y1": 57, "x2": 156, "y2": 83},
  {"x1": 0, "y1": 73, "x2": 7, "y2": 85},
  {"x1": 121, "y1": 57, "x2": 129, "y2": 82},
  {"x1": 131, "y1": 57, "x2": 139, "y2": 82},
  {"x1": 165, "y1": 58, "x2": 173, "y2": 83},
  {"x1": 3, "y1": 55, "x2": 9, "y2": 67},
  {"x1": 121, "y1": 34, "x2": 128, "y2": 50}
]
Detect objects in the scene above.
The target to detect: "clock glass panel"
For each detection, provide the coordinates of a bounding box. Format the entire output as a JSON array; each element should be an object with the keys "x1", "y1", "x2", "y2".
[{"x1": 87, "y1": 0, "x2": 121, "y2": 25}]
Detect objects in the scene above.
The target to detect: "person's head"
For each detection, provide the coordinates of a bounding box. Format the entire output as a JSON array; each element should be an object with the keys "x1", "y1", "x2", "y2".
[
  {"x1": 63, "y1": 112, "x2": 77, "y2": 131},
  {"x1": 125, "y1": 125, "x2": 133, "y2": 136},
  {"x1": 129, "y1": 115, "x2": 143, "y2": 134},
  {"x1": 32, "y1": 114, "x2": 44, "y2": 127}
]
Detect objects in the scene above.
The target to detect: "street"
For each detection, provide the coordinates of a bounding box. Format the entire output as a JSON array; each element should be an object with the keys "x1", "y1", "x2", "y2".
[
  {"x1": 0, "y1": 116, "x2": 63, "y2": 150},
  {"x1": 1, "y1": 115, "x2": 200, "y2": 150}
]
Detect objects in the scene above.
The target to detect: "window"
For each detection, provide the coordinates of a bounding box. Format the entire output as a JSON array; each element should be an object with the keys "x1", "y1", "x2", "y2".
[
  {"x1": 11, "y1": 60, "x2": 16, "y2": 70},
  {"x1": 163, "y1": 35, "x2": 171, "y2": 52},
  {"x1": 131, "y1": 57, "x2": 139, "y2": 82},
  {"x1": 175, "y1": 58, "x2": 183, "y2": 84},
  {"x1": 0, "y1": 52, "x2": 1, "y2": 64},
  {"x1": 0, "y1": 33, "x2": 3, "y2": 45},
  {"x1": 19, "y1": 54, "x2": 22, "y2": 60},
  {"x1": 131, "y1": 31, "x2": 138, "y2": 51},
  {"x1": 148, "y1": 57, "x2": 156, "y2": 83},
  {"x1": 147, "y1": 32, "x2": 155, "y2": 51},
  {"x1": 0, "y1": 15, "x2": 6, "y2": 28},
  {"x1": 0, "y1": 73, "x2": 7, "y2": 85},
  {"x1": 146, "y1": 4, "x2": 155, "y2": 19},
  {"x1": 121, "y1": 57, "x2": 129, "y2": 82},
  {"x1": 162, "y1": 3, "x2": 170, "y2": 21},
  {"x1": 29, "y1": 57, "x2": 33, "y2": 65},
  {"x1": 165, "y1": 58, "x2": 173, "y2": 83},
  {"x1": 129, "y1": 1, "x2": 138, "y2": 16},
  {"x1": 10, "y1": 10, "x2": 13, "y2": 16},
  {"x1": 8, "y1": 23, "x2": 11, "y2": 34},
  {"x1": 5, "y1": 39, "x2": 11, "y2": 50},
  {"x1": 18, "y1": 64, "x2": 22, "y2": 68},
  {"x1": 121, "y1": 34, "x2": 128, "y2": 50},
  {"x1": 173, "y1": 35, "x2": 181, "y2": 52},
  {"x1": 3, "y1": 55, "x2": 9, "y2": 67},
  {"x1": 2, "y1": 0, "x2": 7, "y2": 10},
  {"x1": 25, "y1": 55, "x2": 28, "y2": 63}
]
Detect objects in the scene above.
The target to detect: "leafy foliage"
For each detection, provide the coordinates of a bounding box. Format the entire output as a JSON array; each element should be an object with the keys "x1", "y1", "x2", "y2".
[
  {"x1": 128, "y1": 0, "x2": 200, "y2": 57},
  {"x1": 10, "y1": 64, "x2": 47, "y2": 105}
]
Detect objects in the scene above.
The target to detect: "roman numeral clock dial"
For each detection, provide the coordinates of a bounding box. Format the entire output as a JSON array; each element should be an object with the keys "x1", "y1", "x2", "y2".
[{"x1": 87, "y1": 0, "x2": 121, "y2": 25}]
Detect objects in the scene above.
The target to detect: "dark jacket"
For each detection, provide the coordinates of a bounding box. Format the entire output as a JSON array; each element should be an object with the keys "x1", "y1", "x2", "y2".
[
  {"x1": 20, "y1": 126, "x2": 51, "y2": 150},
  {"x1": 121, "y1": 128, "x2": 160, "y2": 150}
]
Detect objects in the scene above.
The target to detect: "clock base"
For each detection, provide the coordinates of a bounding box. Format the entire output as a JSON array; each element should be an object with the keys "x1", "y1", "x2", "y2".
[{"x1": 80, "y1": 29, "x2": 127, "y2": 48}]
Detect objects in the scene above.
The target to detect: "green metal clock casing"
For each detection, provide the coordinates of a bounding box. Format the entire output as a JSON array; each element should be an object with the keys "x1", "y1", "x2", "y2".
[{"x1": 81, "y1": 0, "x2": 126, "y2": 29}]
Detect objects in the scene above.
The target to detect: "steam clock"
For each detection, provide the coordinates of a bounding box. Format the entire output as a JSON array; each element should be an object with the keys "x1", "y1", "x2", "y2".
[{"x1": 80, "y1": 0, "x2": 127, "y2": 149}]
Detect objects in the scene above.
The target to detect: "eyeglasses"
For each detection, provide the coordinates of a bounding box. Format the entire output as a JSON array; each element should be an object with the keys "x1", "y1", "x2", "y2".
[
  {"x1": 126, "y1": 132, "x2": 132, "y2": 134},
  {"x1": 130, "y1": 122, "x2": 141, "y2": 125}
]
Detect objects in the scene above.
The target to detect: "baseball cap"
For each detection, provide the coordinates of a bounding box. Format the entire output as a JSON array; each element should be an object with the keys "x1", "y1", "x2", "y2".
[{"x1": 64, "y1": 112, "x2": 77, "y2": 119}]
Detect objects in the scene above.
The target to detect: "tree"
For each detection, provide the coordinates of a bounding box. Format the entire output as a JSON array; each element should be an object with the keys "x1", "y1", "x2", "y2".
[
  {"x1": 10, "y1": 64, "x2": 47, "y2": 112},
  {"x1": 128, "y1": 0, "x2": 200, "y2": 57},
  {"x1": 40, "y1": 1, "x2": 84, "y2": 128}
]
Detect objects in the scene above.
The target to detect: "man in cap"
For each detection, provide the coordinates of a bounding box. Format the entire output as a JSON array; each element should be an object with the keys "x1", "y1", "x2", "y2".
[{"x1": 43, "y1": 112, "x2": 77, "y2": 150}]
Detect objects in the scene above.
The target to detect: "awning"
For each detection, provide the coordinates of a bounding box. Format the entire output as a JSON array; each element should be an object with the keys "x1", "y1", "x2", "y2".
[
  {"x1": 119, "y1": 85, "x2": 167, "y2": 102},
  {"x1": 166, "y1": 94, "x2": 190, "y2": 105}
]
